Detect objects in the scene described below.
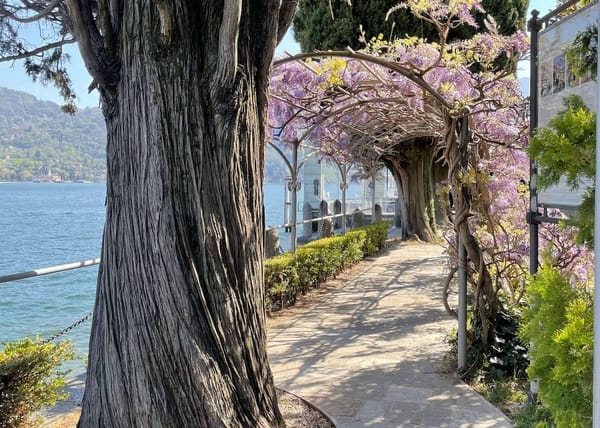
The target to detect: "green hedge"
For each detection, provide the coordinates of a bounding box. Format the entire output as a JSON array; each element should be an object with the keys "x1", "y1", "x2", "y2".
[
  {"x1": 0, "y1": 338, "x2": 75, "y2": 428},
  {"x1": 265, "y1": 222, "x2": 389, "y2": 312}
]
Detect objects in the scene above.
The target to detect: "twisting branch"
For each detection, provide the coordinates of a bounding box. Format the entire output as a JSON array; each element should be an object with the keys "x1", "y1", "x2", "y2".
[
  {"x1": 274, "y1": 50, "x2": 452, "y2": 110},
  {"x1": 65, "y1": 0, "x2": 117, "y2": 89},
  {"x1": 0, "y1": 0, "x2": 62, "y2": 23},
  {"x1": 152, "y1": 0, "x2": 173, "y2": 44},
  {"x1": 215, "y1": 0, "x2": 242, "y2": 90},
  {"x1": 97, "y1": 0, "x2": 116, "y2": 57},
  {"x1": 0, "y1": 38, "x2": 76, "y2": 62},
  {"x1": 443, "y1": 266, "x2": 458, "y2": 319},
  {"x1": 277, "y1": 0, "x2": 297, "y2": 45}
]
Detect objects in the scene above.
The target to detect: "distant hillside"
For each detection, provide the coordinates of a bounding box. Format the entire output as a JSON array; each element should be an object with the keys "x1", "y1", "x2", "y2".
[
  {"x1": 0, "y1": 87, "x2": 106, "y2": 181},
  {"x1": 0, "y1": 86, "x2": 291, "y2": 183}
]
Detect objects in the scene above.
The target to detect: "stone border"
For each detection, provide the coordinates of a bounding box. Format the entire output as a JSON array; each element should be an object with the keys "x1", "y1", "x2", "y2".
[{"x1": 276, "y1": 386, "x2": 337, "y2": 427}]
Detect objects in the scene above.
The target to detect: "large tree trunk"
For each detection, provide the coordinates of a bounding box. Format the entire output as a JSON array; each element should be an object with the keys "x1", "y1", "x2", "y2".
[
  {"x1": 70, "y1": 1, "x2": 293, "y2": 426},
  {"x1": 383, "y1": 138, "x2": 436, "y2": 242}
]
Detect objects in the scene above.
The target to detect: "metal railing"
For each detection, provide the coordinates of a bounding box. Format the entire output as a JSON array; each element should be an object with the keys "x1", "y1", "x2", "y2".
[
  {"x1": 1, "y1": 207, "x2": 380, "y2": 286},
  {"x1": 0, "y1": 258, "x2": 100, "y2": 343},
  {"x1": 1, "y1": 207, "x2": 392, "y2": 341},
  {"x1": 265, "y1": 206, "x2": 373, "y2": 232},
  {"x1": 0, "y1": 258, "x2": 100, "y2": 284}
]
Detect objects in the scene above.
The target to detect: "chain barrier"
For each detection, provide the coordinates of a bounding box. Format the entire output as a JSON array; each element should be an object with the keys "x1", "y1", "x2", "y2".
[{"x1": 41, "y1": 311, "x2": 93, "y2": 344}]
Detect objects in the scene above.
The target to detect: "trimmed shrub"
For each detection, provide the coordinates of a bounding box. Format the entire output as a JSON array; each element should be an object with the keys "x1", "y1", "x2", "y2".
[
  {"x1": 0, "y1": 338, "x2": 75, "y2": 428},
  {"x1": 352, "y1": 221, "x2": 389, "y2": 256},
  {"x1": 303, "y1": 236, "x2": 344, "y2": 279},
  {"x1": 294, "y1": 247, "x2": 321, "y2": 292},
  {"x1": 520, "y1": 265, "x2": 593, "y2": 427},
  {"x1": 339, "y1": 230, "x2": 365, "y2": 266},
  {"x1": 264, "y1": 253, "x2": 299, "y2": 311},
  {"x1": 265, "y1": 222, "x2": 388, "y2": 312}
]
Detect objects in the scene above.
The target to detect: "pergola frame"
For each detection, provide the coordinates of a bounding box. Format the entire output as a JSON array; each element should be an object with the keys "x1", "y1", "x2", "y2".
[{"x1": 269, "y1": 17, "x2": 528, "y2": 366}]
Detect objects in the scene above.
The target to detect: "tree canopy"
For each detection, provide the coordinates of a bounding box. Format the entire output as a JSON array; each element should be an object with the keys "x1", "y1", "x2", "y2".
[
  {"x1": 0, "y1": 1, "x2": 78, "y2": 111},
  {"x1": 293, "y1": 0, "x2": 528, "y2": 52}
]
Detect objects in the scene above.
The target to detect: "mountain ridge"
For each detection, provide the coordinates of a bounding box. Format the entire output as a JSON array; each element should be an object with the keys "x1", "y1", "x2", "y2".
[
  {"x1": 0, "y1": 87, "x2": 289, "y2": 182},
  {"x1": 0, "y1": 87, "x2": 106, "y2": 181}
]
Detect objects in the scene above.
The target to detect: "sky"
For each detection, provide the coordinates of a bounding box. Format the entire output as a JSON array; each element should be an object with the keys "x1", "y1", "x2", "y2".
[
  {"x1": 516, "y1": 0, "x2": 554, "y2": 80},
  {"x1": 0, "y1": 1, "x2": 556, "y2": 108}
]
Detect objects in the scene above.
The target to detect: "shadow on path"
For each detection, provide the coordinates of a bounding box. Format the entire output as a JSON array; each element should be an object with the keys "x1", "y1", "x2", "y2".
[{"x1": 268, "y1": 242, "x2": 512, "y2": 428}]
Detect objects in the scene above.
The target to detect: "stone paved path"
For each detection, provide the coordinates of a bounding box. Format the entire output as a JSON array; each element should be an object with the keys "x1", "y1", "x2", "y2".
[
  {"x1": 268, "y1": 242, "x2": 513, "y2": 427},
  {"x1": 42, "y1": 240, "x2": 513, "y2": 427}
]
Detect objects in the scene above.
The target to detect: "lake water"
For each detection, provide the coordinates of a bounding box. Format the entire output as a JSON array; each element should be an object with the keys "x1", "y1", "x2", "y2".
[{"x1": 0, "y1": 181, "x2": 364, "y2": 374}]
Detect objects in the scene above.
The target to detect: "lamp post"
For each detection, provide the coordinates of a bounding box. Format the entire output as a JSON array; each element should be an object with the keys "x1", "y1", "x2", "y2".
[
  {"x1": 528, "y1": 11, "x2": 540, "y2": 277},
  {"x1": 332, "y1": 159, "x2": 353, "y2": 234}
]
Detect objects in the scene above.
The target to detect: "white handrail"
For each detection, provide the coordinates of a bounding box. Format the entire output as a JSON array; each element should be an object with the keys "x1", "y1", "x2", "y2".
[
  {"x1": 1, "y1": 206, "x2": 384, "y2": 285},
  {"x1": 265, "y1": 207, "x2": 373, "y2": 231},
  {"x1": 0, "y1": 258, "x2": 101, "y2": 284}
]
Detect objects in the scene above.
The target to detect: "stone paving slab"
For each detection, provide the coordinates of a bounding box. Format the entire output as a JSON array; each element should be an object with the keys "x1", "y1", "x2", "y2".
[{"x1": 268, "y1": 242, "x2": 513, "y2": 428}]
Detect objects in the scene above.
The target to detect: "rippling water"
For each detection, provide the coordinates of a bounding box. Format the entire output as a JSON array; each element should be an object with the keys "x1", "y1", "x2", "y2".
[{"x1": 0, "y1": 183, "x2": 104, "y2": 374}]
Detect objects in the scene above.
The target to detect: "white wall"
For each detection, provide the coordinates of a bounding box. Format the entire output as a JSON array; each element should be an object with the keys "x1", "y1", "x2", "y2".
[{"x1": 536, "y1": 3, "x2": 597, "y2": 208}]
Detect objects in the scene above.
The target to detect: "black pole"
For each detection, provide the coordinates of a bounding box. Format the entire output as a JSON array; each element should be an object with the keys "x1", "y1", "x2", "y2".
[{"x1": 528, "y1": 10, "x2": 540, "y2": 275}]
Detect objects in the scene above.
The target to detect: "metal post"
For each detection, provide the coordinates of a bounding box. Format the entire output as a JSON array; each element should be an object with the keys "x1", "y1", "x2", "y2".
[
  {"x1": 290, "y1": 143, "x2": 299, "y2": 253},
  {"x1": 528, "y1": 10, "x2": 540, "y2": 275},
  {"x1": 457, "y1": 238, "x2": 467, "y2": 371},
  {"x1": 371, "y1": 173, "x2": 376, "y2": 223},
  {"x1": 341, "y1": 174, "x2": 348, "y2": 234},
  {"x1": 456, "y1": 114, "x2": 469, "y2": 371},
  {"x1": 336, "y1": 161, "x2": 349, "y2": 234},
  {"x1": 527, "y1": 10, "x2": 542, "y2": 405},
  {"x1": 592, "y1": 6, "x2": 600, "y2": 423},
  {"x1": 284, "y1": 176, "x2": 291, "y2": 232}
]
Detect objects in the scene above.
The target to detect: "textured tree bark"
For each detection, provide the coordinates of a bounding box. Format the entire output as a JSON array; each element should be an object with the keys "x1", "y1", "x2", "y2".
[
  {"x1": 73, "y1": 1, "x2": 290, "y2": 426},
  {"x1": 383, "y1": 138, "x2": 436, "y2": 242},
  {"x1": 443, "y1": 114, "x2": 498, "y2": 347},
  {"x1": 432, "y1": 162, "x2": 450, "y2": 226}
]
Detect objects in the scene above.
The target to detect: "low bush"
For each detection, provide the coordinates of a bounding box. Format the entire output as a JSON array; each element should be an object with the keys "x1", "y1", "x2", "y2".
[
  {"x1": 265, "y1": 222, "x2": 389, "y2": 312},
  {"x1": 339, "y1": 230, "x2": 365, "y2": 266},
  {"x1": 353, "y1": 221, "x2": 389, "y2": 255},
  {"x1": 0, "y1": 338, "x2": 75, "y2": 428},
  {"x1": 520, "y1": 265, "x2": 593, "y2": 428},
  {"x1": 264, "y1": 253, "x2": 300, "y2": 311},
  {"x1": 461, "y1": 306, "x2": 529, "y2": 383},
  {"x1": 302, "y1": 236, "x2": 344, "y2": 279}
]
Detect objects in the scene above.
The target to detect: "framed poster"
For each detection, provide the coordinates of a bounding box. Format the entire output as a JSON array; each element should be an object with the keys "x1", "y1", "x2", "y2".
[
  {"x1": 540, "y1": 61, "x2": 552, "y2": 97},
  {"x1": 552, "y1": 55, "x2": 566, "y2": 94}
]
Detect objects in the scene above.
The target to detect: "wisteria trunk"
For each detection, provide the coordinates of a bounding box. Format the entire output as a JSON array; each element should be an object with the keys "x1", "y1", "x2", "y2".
[
  {"x1": 75, "y1": 1, "x2": 286, "y2": 427},
  {"x1": 443, "y1": 114, "x2": 499, "y2": 347}
]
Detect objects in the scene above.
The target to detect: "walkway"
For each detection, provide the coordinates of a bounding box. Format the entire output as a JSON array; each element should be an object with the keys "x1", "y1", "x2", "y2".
[
  {"x1": 268, "y1": 242, "x2": 513, "y2": 427},
  {"x1": 42, "y1": 241, "x2": 512, "y2": 427}
]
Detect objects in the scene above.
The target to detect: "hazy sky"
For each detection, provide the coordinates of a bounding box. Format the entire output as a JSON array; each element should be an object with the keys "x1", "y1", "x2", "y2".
[{"x1": 0, "y1": 1, "x2": 557, "y2": 108}]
